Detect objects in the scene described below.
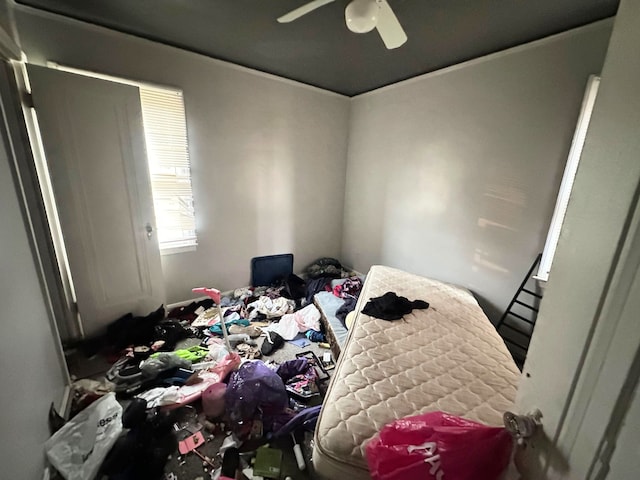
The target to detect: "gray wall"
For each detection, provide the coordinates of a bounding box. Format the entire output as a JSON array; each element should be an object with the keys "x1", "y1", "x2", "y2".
[
  {"x1": 15, "y1": 6, "x2": 350, "y2": 305},
  {"x1": 342, "y1": 21, "x2": 612, "y2": 321},
  {"x1": 0, "y1": 90, "x2": 67, "y2": 479}
]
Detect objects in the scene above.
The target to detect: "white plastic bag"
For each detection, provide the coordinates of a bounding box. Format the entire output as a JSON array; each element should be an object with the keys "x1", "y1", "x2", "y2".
[{"x1": 45, "y1": 392, "x2": 123, "y2": 480}]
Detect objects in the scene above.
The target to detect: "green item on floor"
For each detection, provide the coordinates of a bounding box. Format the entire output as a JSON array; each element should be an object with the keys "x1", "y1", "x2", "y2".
[
  {"x1": 151, "y1": 346, "x2": 209, "y2": 363},
  {"x1": 209, "y1": 318, "x2": 250, "y2": 335},
  {"x1": 253, "y1": 445, "x2": 283, "y2": 478}
]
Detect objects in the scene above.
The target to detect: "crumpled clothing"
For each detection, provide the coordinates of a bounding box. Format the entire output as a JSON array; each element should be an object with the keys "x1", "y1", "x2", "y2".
[
  {"x1": 71, "y1": 378, "x2": 115, "y2": 396},
  {"x1": 233, "y1": 287, "x2": 252, "y2": 301},
  {"x1": 265, "y1": 286, "x2": 285, "y2": 298},
  {"x1": 253, "y1": 286, "x2": 268, "y2": 297},
  {"x1": 248, "y1": 296, "x2": 294, "y2": 319},
  {"x1": 225, "y1": 303, "x2": 248, "y2": 318},
  {"x1": 209, "y1": 318, "x2": 250, "y2": 335},
  {"x1": 333, "y1": 276, "x2": 364, "y2": 299},
  {"x1": 264, "y1": 304, "x2": 321, "y2": 340},
  {"x1": 192, "y1": 305, "x2": 244, "y2": 327},
  {"x1": 69, "y1": 378, "x2": 116, "y2": 416},
  {"x1": 273, "y1": 405, "x2": 322, "y2": 437},
  {"x1": 305, "y1": 257, "x2": 346, "y2": 279},
  {"x1": 192, "y1": 306, "x2": 220, "y2": 327},
  {"x1": 305, "y1": 277, "x2": 331, "y2": 303},
  {"x1": 204, "y1": 338, "x2": 230, "y2": 362},
  {"x1": 276, "y1": 358, "x2": 312, "y2": 383},
  {"x1": 136, "y1": 386, "x2": 181, "y2": 408},
  {"x1": 151, "y1": 345, "x2": 209, "y2": 363},
  {"x1": 336, "y1": 297, "x2": 358, "y2": 326},
  {"x1": 305, "y1": 330, "x2": 325, "y2": 342},
  {"x1": 362, "y1": 291, "x2": 429, "y2": 321}
]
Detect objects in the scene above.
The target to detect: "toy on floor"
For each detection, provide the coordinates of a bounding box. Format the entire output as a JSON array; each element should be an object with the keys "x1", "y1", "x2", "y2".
[{"x1": 192, "y1": 287, "x2": 232, "y2": 351}]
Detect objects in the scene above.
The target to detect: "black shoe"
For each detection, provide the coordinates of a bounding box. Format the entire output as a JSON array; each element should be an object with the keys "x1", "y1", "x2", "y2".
[{"x1": 261, "y1": 331, "x2": 284, "y2": 356}]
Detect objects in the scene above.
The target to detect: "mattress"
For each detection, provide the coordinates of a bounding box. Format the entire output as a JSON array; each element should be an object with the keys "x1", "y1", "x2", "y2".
[
  {"x1": 314, "y1": 291, "x2": 350, "y2": 354},
  {"x1": 313, "y1": 275, "x2": 366, "y2": 359},
  {"x1": 312, "y1": 265, "x2": 520, "y2": 479}
]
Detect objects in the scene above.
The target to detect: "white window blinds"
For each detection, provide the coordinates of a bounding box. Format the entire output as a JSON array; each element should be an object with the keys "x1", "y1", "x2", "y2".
[{"x1": 139, "y1": 87, "x2": 197, "y2": 251}]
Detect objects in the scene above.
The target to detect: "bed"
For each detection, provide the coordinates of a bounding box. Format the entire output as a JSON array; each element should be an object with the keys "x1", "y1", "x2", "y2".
[
  {"x1": 313, "y1": 275, "x2": 365, "y2": 359},
  {"x1": 312, "y1": 265, "x2": 521, "y2": 479}
]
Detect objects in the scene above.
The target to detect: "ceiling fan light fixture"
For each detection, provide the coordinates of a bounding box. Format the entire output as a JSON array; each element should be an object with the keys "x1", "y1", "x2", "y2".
[{"x1": 345, "y1": 0, "x2": 379, "y2": 33}]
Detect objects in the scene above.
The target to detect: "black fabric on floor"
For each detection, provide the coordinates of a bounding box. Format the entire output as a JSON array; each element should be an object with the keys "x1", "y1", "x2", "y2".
[
  {"x1": 282, "y1": 273, "x2": 307, "y2": 300},
  {"x1": 106, "y1": 306, "x2": 165, "y2": 350},
  {"x1": 361, "y1": 292, "x2": 429, "y2": 321}
]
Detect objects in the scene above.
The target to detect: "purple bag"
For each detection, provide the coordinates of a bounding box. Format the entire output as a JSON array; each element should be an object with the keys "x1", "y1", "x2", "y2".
[{"x1": 226, "y1": 361, "x2": 289, "y2": 436}]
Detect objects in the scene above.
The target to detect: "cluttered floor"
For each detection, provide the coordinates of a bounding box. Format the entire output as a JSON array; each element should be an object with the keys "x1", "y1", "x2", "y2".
[{"x1": 54, "y1": 258, "x2": 362, "y2": 480}]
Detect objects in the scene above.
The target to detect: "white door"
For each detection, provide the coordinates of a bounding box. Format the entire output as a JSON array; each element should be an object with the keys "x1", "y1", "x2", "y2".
[
  {"x1": 513, "y1": 0, "x2": 640, "y2": 478},
  {"x1": 28, "y1": 65, "x2": 165, "y2": 337}
]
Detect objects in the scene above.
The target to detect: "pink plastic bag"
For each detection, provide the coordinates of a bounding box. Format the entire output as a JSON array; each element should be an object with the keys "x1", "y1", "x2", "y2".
[{"x1": 366, "y1": 411, "x2": 512, "y2": 480}]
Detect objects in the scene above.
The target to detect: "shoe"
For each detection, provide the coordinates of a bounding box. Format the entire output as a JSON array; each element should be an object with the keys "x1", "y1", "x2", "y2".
[
  {"x1": 236, "y1": 342, "x2": 261, "y2": 359},
  {"x1": 228, "y1": 325, "x2": 262, "y2": 338},
  {"x1": 106, "y1": 355, "x2": 143, "y2": 394},
  {"x1": 261, "y1": 331, "x2": 284, "y2": 356}
]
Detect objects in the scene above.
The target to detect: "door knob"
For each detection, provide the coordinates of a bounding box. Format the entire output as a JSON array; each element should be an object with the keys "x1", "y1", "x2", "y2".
[
  {"x1": 503, "y1": 409, "x2": 542, "y2": 445},
  {"x1": 145, "y1": 223, "x2": 153, "y2": 239}
]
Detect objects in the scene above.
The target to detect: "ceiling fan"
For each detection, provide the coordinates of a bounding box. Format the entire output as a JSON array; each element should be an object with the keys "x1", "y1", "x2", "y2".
[{"x1": 277, "y1": 0, "x2": 408, "y2": 50}]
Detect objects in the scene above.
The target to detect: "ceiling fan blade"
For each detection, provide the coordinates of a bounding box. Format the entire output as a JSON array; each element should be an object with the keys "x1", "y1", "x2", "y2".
[
  {"x1": 277, "y1": 0, "x2": 336, "y2": 23},
  {"x1": 375, "y1": 0, "x2": 407, "y2": 49}
]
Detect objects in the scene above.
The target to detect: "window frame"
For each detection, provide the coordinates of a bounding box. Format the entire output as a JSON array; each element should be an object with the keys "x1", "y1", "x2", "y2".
[{"x1": 536, "y1": 75, "x2": 600, "y2": 281}]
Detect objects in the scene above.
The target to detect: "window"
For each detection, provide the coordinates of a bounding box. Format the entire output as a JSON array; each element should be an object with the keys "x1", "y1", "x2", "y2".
[
  {"x1": 139, "y1": 87, "x2": 197, "y2": 252},
  {"x1": 536, "y1": 75, "x2": 600, "y2": 281}
]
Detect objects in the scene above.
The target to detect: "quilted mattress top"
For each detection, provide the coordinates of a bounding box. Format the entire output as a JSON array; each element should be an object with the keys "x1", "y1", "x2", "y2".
[{"x1": 314, "y1": 265, "x2": 520, "y2": 473}]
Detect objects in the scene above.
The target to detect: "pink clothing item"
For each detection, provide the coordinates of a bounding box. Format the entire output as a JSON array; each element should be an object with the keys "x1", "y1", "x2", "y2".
[{"x1": 332, "y1": 276, "x2": 364, "y2": 299}]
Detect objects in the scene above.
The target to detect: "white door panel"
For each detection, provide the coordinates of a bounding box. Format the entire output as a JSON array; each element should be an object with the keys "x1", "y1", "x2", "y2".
[
  {"x1": 513, "y1": 1, "x2": 640, "y2": 478},
  {"x1": 28, "y1": 64, "x2": 165, "y2": 337}
]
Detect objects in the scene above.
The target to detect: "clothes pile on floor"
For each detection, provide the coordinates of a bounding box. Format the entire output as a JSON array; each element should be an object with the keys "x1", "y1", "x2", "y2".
[{"x1": 47, "y1": 257, "x2": 358, "y2": 480}]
